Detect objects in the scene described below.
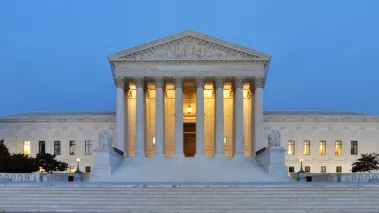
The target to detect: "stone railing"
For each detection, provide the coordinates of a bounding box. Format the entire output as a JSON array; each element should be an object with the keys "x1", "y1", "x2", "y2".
[
  {"x1": 0, "y1": 173, "x2": 41, "y2": 182},
  {"x1": 291, "y1": 173, "x2": 379, "y2": 182},
  {"x1": 41, "y1": 172, "x2": 91, "y2": 182}
]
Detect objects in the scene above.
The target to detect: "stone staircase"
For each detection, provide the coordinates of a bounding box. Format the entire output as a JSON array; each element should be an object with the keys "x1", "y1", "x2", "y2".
[
  {"x1": 91, "y1": 155, "x2": 286, "y2": 182},
  {"x1": 1, "y1": 183, "x2": 379, "y2": 212}
]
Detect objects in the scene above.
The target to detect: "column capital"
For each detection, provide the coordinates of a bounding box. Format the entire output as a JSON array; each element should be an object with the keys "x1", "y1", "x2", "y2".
[
  {"x1": 234, "y1": 77, "x2": 245, "y2": 88},
  {"x1": 114, "y1": 77, "x2": 128, "y2": 89},
  {"x1": 134, "y1": 77, "x2": 144, "y2": 88},
  {"x1": 195, "y1": 76, "x2": 205, "y2": 88},
  {"x1": 214, "y1": 77, "x2": 225, "y2": 88},
  {"x1": 253, "y1": 77, "x2": 265, "y2": 88},
  {"x1": 173, "y1": 77, "x2": 184, "y2": 88},
  {"x1": 154, "y1": 77, "x2": 165, "y2": 88}
]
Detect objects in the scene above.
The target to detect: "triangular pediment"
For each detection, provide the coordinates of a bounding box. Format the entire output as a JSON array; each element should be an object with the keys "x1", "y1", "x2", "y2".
[{"x1": 109, "y1": 30, "x2": 271, "y2": 61}]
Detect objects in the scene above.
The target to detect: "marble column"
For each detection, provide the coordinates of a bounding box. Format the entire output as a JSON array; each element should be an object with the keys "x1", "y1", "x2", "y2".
[
  {"x1": 214, "y1": 77, "x2": 225, "y2": 156},
  {"x1": 115, "y1": 77, "x2": 126, "y2": 155},
  {"x1": 195, "y1": 76, "x2": 205, "y2": 156},
  {"x1": 174, "y1": 77, "x2": 184, "y2": 156},
  {"x1": 135, "y1": 77, "x2": 145, "y2": 157},
  {"x1": 254, "y1": 77, "x2": 265, "y2": 153},
  {"x1": 234, "y1": 77, "x2": 245, "y2": 157},
  {"x1": 155, "y1": 77, "x2": 165, "y2": 156},
  {"x1": 249, "y1": 84, "x2": 255, "y2": 156}
]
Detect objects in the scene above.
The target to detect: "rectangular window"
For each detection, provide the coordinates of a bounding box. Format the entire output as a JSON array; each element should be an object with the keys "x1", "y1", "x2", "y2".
[
  {"x1": 69, "y1": 166, "x2": 76, "y2": 173},
  {"x1": 319, "y1": 141, "x2": 326, "y2": 155},
  {"x1": 304, "y1": 166, "x2": 311, "y2": 173},
  {"x1": 39, "y1": 141, "x2": 45, "y2": 154},
  {"x1": 54, "y1": 141, "x2": 61, "y2": 155},
  {"x1": 336, "y1": 166, "x2": 342, "y2": 173},
  {"x1": 69, "y1": 141, "x2": 76, "y2": 155},
  {"x1": 85, "y1": 141, "x2": 92, "y2": 155},
  {"x1": 303, "y1": 140, "x2": 310, "y2": 155},
  {"x1": 351, "y1": 141, "x2": 358, "y2": 155},
  {"x1": 288, "y1": 166, "x2": 295, "y2": 173},
  {"x1": 85, "y1": 166, "x2": 91, "y2": 173},
  {"x1": 287, "y1": 140, "x2": 295, "y2": 155},
  {"x1": 23, "y1": 141, "x2": 31, "y2": 155},
  {"x1": 335, "y1": 140, "x2": 342, "y2": 155},
  {"x1": 320, "y1": 166, "x2": 326, "y2": 173}
]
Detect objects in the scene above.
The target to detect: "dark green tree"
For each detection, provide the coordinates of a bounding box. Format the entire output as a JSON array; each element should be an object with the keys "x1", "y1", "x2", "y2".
[
  {"x1": 6, "y1": 153, "x2": 39, "y2": 173},
  {"x1": 36, "y1": 153, "x2": 68, "y2": 173},
  {"x1": 352, "y1": 153, "x2": 379, "y2": 173},
  {"x1": 0, "y1": 139, "x2": 10, "y2": 156}
]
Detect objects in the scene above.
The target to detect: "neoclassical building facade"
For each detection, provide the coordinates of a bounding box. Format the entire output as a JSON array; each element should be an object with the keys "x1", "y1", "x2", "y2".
[{"x1": 0, "y1": 31, "x2": 378, "y2": 180}]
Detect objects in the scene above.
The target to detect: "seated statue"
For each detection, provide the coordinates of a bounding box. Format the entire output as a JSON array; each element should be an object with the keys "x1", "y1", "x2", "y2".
[
  {"x1": 98, "y1": 131, "x2": 113, "y2": 149},
  {"x1": 267, "y1": 129, "x2": 281, "y2": 148}
]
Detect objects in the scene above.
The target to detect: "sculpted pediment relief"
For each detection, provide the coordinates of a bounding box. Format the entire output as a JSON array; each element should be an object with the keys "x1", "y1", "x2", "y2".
[{"x1": 109, "y1": 31, "x2": 271, "y2": 61}]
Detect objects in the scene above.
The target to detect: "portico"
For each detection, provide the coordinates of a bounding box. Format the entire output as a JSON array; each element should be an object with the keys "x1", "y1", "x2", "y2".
[{"x1": 109, "y1": 30, "x2": 270, "y2": 159}]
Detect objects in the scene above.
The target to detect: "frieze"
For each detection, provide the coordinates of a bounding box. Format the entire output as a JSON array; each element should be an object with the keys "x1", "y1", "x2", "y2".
[{"x1": 119, "y1": 36, "x2": 261, "y2": 61}]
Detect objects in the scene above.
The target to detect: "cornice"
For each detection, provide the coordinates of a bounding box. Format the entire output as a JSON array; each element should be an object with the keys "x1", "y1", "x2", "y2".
[{"x1": 111, "y1": 59, "x2": 268, "y2": 66}]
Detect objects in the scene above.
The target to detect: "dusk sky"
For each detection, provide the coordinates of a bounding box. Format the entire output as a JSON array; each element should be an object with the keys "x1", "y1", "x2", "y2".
[{"x1": 1, "y1": 0, "x2": 378, "y2": 116}]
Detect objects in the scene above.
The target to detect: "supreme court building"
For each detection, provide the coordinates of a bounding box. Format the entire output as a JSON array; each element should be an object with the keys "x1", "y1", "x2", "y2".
[{"x1": 1, "y1": 30, "x2": 378, "y2": 182}]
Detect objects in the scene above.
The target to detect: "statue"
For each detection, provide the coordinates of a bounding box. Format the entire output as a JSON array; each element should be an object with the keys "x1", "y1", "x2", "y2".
[
  {"x1": 98, "y1": 131, "x2": 113, "y2": 149},
  {"x1": 267, "y1": 129, "x2": 281, "y2": 148}
]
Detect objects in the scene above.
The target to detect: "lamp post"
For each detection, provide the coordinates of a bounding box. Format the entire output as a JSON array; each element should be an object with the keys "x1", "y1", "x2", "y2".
[
  {"x1": 297, "y1": 158, "x2": 306, "y2": 182},
  {"x1": 74, "y1": 158, "x2": 83, "y2": 182}
]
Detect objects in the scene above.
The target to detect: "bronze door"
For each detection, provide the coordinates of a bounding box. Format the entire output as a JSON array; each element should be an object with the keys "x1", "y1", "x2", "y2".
[{"x1": 184, "y1": 133, "x2": 196, "y2": 157}]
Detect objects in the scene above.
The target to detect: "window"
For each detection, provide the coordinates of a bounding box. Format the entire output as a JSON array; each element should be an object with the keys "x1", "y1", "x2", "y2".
[
  {"x1": 335, "y1": 140, "x2": 342, "y2": 155},
  {"x1": 69, "y1": 141, "x2": 76, "y2": 155},
  {"x1": 304, "y1": 166, "x2": 311, "y2": 173},
  {"x1": 39, "y1": 141, "x2": 45, "y2": 154},
  {"x1": 351, "y1": 141, "x2": 358, "y2": 155},
  {"x1": 320, "y1": 166, "x2": 326, "y2": 173},
  {"x1": 319, "y1": 141, "x2": 326, "y2": 155},
  {"x1": 288, "y1": 166, "x2": 295, "y2": 173},
  {"x1": 287, "y1": 141, "x2": 295, "y2": 155},
  {"x1": 23, "y1": 141, "x2": 31, "y2": 155},
  {"x1": 54, "y1": 141, "x2": 61, "y2": 155},
  {"x1": 85, "y1": 141, "x2": 92, "y2": 155},
  {"x1": 85, "y1": 166, "x2": 91, "y2": 173},
  {"x1": 336, "y1": 166, "x2": 342, "y2": 173},
  {"x1": 303, "y1": 140, "x2": 310, "y2": 155},
  {"x1": 69, "y1": 166, "x2": 76, "y2": 173}
]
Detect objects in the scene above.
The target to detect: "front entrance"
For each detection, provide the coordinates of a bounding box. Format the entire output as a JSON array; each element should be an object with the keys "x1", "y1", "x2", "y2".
[{"x1": 183, "y1": 123, "x2": 196, "y2": 157}]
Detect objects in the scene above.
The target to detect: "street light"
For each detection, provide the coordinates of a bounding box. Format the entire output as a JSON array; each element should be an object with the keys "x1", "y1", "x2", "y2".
[
  {"x1": 74, "y1": 158, "x2": 83, "y2": 182},
  {"x1": 297, "y1": 158, "x2": 306, "y2": 182}
]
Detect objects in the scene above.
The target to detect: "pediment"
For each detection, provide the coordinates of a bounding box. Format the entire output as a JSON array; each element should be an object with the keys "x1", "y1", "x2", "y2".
[{"x1": 109, "y1": 30, "x2": 271, "y2": 61}]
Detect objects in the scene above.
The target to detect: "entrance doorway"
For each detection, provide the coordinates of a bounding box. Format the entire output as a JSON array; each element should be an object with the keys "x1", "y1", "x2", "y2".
[{"x1": 183, "y1": 123, "x2": 196, "y2": 157}]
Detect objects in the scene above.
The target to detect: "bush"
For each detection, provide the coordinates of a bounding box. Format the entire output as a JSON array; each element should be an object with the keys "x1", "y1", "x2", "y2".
[{"x1": 36, "y1": 153, "x2": 68, "y2": 173}]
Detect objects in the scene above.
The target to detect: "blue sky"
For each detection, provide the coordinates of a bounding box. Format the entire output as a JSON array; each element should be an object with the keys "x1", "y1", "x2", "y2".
[{"x1": 1, "y1": 0, "x2": 378, "y2": 116}]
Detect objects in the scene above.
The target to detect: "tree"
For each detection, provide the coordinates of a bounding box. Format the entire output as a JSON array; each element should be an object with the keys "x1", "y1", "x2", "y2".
[
  {"x1": 352, "y1": 153, "x2": 379, "y2": 173},
  {"x1": 36, "y1": 153, "x2": 68, "y2": 173},
  {"x1": 0, "y1": 139, "x2": 10, "y2": 157},
  {"x1": 6, "y1": 153, "x2": 39, "y2": 173}
]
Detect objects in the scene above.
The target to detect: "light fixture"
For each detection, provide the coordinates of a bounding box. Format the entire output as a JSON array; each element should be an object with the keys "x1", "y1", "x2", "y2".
[
  {"x1": 187, "y1": 104, "x2": 192, "y2": 114},
  {"x1": 76, "y1": 158, "x2": 80, "y2": 162},
  {"x1": 152, "y1": 137, "x2": 155, "y2": 145},
  {"x1": 224, "y1": 137, "x2": 227, "y2": 144},
  {"x1": 187, "y1": 84, "x2": 192, "y2": 114}
]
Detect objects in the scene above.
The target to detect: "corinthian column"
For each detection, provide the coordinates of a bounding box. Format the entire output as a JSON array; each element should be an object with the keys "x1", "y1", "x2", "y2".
[
  {"x1": 155, "y1": 77, "x2": 165, "y2": 156},
  {"x1": 214, "y1": 77, "x2": 225, "y2": 157},
  {"x1": 234, "y1": 77, "x2": 245, "y2": 157},
  {"x1": 115, "y1": 77, "x2": 126, "y2": 155},
  {"x1": 254, "y1": 77, "x2": 265, "y2": 153},
  {"x1": 195, "y1": 76, "x2": 205, "y2": 156},
  {"x1": 135, "y1": 76, "x2": 145, "y2": 157},
  {"x1": 174, "y1": 77, "x2": 184, "y2": 156}
]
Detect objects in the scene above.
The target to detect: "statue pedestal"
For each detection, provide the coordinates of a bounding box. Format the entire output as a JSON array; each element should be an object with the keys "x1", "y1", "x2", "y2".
[
  {"x1": 92, "y1": 147, "x2": 123, "y2": 176},
  {"x1": 256, "y1": 147, "x2": 289, "y2": 180}
]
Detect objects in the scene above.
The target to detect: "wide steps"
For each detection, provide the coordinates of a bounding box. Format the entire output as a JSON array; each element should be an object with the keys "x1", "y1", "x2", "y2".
[{"x1": 1, "y1": 184, "x2": 379, "y2": 212}]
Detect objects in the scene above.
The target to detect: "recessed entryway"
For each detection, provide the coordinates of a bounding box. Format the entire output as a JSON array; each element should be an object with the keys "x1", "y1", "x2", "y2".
[{"x1": 183, "y1": 123, "x2": 196, "y2": 157}]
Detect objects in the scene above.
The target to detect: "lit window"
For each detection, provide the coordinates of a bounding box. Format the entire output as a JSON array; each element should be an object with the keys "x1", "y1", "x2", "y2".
[
  {"x1": 23, "y1": 141, "x2": 31, "y2": 155},
  {"x1": 288, "y1": 166, "x2": 295, "y2": 173},
  {"x1": 303, "y1": 140, "x2": 310, "y2": 155},
  {"x1": 320, "y1": 166, "x2": 326, "y2": 173},
  {"x1": 319, "y1": 141, "x2": 326, "y2": 155},
  {"x1": 54, "y1": 141, "x2": 61, "y2": 155},
  {"x1": 336, "y1": 166, "x2": 342, "y2": 173},
  {"x1": 69, "y1": 166, "x2": 76, "y2": 173},
  {"x1": 304, "y1": 166, "x2": 311, "y2": 173},
  {"x1": 69, "y1": 141, "x2": 76, "y2": 155},
  {"x1": 287, "y1": 140, "x2": 295, "y2": 155},
  {"x1": 335, "y1": 140, "x2": 342, "y2": 155},
  {"x1": 85, "y1": 166, "x2": 91, "y2": 173},
  {"x1": 85, "y1": 141, "x2": 92, "y2": 155},
  {"x1": 351, "y1": 141, "x2": 358, "y2": 155}
]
